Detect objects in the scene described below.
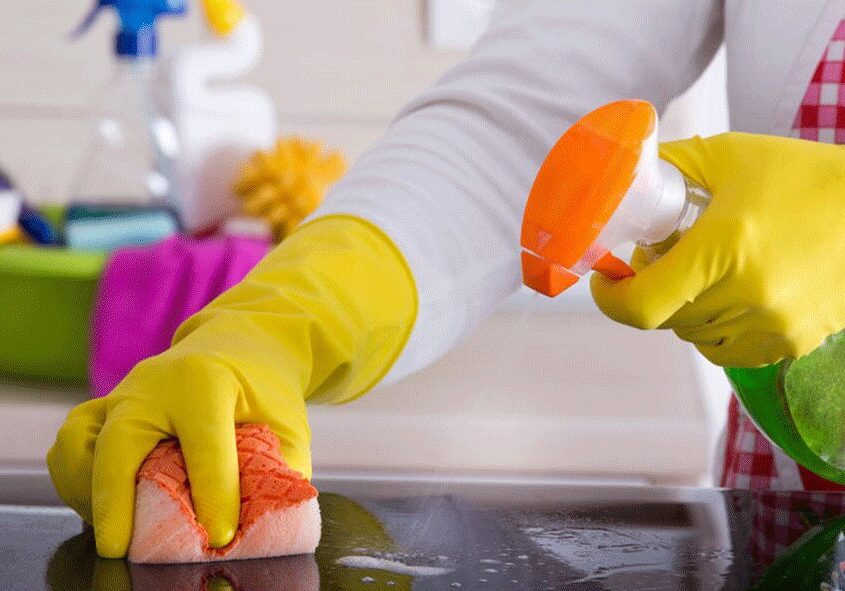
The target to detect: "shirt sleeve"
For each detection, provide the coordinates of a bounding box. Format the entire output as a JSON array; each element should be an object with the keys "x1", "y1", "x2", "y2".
[{"x1": 311, "y1": 0, "x2": 724, "y2": 384}]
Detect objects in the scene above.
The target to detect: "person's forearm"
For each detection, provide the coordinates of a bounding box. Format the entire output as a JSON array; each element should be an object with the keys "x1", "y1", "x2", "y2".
[
  {"x1": 170, "y1": 215, "x2": 417, "y2": 405},
  {"x1": 312, "y1": 0, "x2": 723, "y2": 385}
]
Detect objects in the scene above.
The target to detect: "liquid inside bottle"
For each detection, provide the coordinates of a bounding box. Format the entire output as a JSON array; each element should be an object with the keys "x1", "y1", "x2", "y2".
[{"x1": 781, "y1": 331, "x2": 845, "y2": 469}]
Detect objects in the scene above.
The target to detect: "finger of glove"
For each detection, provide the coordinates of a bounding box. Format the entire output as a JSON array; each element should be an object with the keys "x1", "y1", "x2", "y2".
[
  {"x1": 672, "y1": 309, "x2": 758, "y2": 347},
  {"x1": 92, "y1": 419, "x2": 164, "y2": 558},
  {"x1": 627, "y1": 243, "x2": 725, "y2": 328},
  {"x1": 629, "y1": 247, "x2": 650, "y2": 272},
  {"x1": 262, "y1": 397, "x2": 313, "y2": 480},
  {"x1": 47, "y1": 398, "x2": 108, "y2": 524},
  {"x1": 590, "y1": 222, "x2": 721, "y2": 330},
  {"x1": 658, "y1": 136, "x2": 712, "y2": 189},
  {"x1": 662, "y1": 288, "x2": 751, "y2": 334},
  {"x1": 696, "y1": 330, "x2": 791, "y2": 368},
  {"x1": 177, "y1": 406, "x2": 240, "y2": 549},
  {"x1": 207, "y1": 576, "x2": 237, "y2": 591},
  {"x1": 254, "y1": 384, "x2": 312, "y2": 480},
  {"x1": 659, "y1": 283, "x2": 749, "y2": 330},
  {"x1": 623, "y1": 247, "x2": 728, "y2": 330}
]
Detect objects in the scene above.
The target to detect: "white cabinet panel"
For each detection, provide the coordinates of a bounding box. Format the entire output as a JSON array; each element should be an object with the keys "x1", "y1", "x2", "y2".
[
  {"x1": 309, "y1": 311, "x2": 715, "y2": 485},
  {"x1": 0, "y1": 312, "x2": 716, "y2": 486}
]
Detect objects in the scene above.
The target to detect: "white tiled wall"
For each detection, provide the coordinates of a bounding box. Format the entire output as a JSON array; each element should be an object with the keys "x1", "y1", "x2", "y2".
[{"x1": 0, "y1": 2, "x2": 731, "y2": 485}]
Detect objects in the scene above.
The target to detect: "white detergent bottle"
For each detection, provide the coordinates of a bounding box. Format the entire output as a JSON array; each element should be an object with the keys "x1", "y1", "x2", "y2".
[{"x1": 167, "y1": 0, "x2": 277, "y2": 232}]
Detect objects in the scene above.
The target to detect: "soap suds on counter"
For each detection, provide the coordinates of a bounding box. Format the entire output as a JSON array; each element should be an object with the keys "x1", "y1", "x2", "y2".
[{"x1": 336, "y1": 555, "x2": 453, "y2": 577}]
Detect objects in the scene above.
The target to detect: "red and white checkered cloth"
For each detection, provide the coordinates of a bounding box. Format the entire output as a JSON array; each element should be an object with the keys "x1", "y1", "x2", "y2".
[
  {"x1": 749, "y1": 490, "x2": 845, "y2": 569},
  {"x1": 725, "y1": 397, "x2": 845, "y2": 569},
  {"x1": 721, "y1": 17, "x2": 845, "y2": 565},
  {"x1": 792, "y1": 20, "x2": 845, "y2": 141}
]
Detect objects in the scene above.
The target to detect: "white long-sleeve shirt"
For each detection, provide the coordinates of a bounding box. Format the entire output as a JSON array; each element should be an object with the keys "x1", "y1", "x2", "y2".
[{"x1": 313, "y1": 0, "x2": 841, "y2": 385}]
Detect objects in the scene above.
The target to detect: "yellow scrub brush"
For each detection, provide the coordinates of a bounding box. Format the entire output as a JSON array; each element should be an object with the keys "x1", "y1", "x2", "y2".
[{"x1": 232, "y1": 137, "x2": 347, "y2": 241}]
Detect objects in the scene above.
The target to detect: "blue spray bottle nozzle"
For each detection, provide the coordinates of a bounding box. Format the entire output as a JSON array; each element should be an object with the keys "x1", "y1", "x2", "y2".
[{"x1": 72, "y1": 0, "x2": 187, "y2": 58}]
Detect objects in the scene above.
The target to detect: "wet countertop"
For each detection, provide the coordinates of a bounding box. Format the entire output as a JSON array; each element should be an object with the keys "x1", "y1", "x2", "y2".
[{"x1": 3, "y1": 477, "x2": 845, "y2": 590}]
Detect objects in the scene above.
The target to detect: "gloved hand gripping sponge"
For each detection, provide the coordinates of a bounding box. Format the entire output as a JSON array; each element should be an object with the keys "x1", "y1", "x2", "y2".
[{"x1": 128, "y1": 424, "x2": 320, "y2": 564}]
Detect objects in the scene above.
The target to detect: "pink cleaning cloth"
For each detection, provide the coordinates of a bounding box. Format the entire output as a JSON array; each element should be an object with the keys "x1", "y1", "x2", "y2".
[{"x1": 90, "y1": 235, "x2": 269, "y2": 398}]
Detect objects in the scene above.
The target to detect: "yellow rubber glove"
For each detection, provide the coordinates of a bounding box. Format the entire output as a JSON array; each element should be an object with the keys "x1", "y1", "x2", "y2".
[
  {"x1": 47, "y1": 215, "x2": 417, "y2": 558},
  {"x1": 591, "y1": 132, "x2": 845, "y2": 368}
]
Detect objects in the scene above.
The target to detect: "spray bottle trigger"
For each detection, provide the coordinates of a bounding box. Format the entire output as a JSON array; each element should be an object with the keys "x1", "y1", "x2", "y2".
[
  {"x1": 593, "y1": 252, "x2": 635, "y2": 280},
  {"x1": 68, "y1": 0, "x2": 187, "y2": 55},
  {"x1": 521, "y1": 250, "x2": 579, "y2": 297}
]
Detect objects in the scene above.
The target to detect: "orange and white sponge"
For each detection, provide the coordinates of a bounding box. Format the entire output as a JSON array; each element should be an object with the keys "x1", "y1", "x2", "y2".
[{"x1": 128, "y1": 424, "x2": 320, "y2": 564}]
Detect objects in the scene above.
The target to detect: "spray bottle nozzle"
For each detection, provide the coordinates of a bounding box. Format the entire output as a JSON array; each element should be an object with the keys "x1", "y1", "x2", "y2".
[
  {"x1": 520, "y1": 100, "x2": 690, "y2": 298},
  {"x1": 72, "y1": 0, "x2": 187, "y2": 58}
]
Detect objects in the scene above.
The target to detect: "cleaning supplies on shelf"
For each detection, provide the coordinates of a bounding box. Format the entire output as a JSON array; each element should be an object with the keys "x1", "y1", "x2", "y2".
[
  {"x1": 65, "y1": 204, "x2": 180, "y2": 251},
  {"x1": 0, "y1": 169, "x2": 62, "y2": 245},
  {"x1": 19, "y1": 205, "x2": 63, "y2": 246},
  {"x1": 233, "y1": 138, "x2": 347, "y2": 241},
  {"x1": 37, "y1": 204, "x2": 68, "y2": 235},
  {"x1": 166, "y1": 0, "x2": 277, "y2": 232},
  {"x1": 0, "y1": 245, "x2": 108, "y2": 382},
  {"x1": 519, "y1": 99, "x2": 845, "y2": 485},
  {"x1": 66, "y1": 202, "x2": 180, "y2": 224},
  {"x1": 222, "y1": 215, "x2": 274, "y2": 241},
  {"x1": 70, "y1": 0, "x2": 186, "y2": 208},
  {"x1": 0, "y1": 227, "x2": 25, "y2": 245}
]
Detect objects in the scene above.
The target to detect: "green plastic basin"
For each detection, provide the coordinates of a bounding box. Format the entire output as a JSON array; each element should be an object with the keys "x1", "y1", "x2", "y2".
[{"x1": 0, "y1": 245, "x2": 106, "y2": 384}]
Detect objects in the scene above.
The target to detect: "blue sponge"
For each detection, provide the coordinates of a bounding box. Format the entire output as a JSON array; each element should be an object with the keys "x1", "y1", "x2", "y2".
[{"x1": 65, "y1": 208, "x2": 179, "y2": 251}]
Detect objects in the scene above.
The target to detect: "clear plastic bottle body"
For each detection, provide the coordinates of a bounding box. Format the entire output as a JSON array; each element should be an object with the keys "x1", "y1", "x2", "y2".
[
  {"x1": 637, "y1": 176, "x2": 711, "y2": 261},
  {"x1": 73, "y1": 58, "x2": 179, "y2": 206}
]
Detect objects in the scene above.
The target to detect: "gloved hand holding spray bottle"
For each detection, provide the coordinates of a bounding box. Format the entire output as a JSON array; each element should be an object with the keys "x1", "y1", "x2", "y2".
[{"x1": 521, "y1": 100, "x2": 845, "y2": 485}]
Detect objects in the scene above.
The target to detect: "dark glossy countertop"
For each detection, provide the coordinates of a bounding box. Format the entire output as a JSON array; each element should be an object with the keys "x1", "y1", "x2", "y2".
[{"x1": 3, "y1": 477, "x2": 845, "y2": 590}]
